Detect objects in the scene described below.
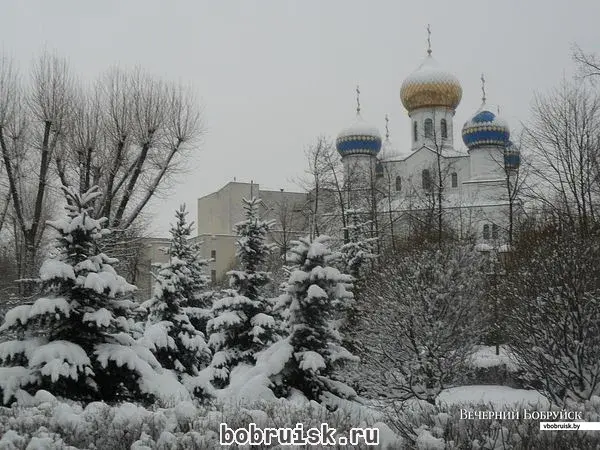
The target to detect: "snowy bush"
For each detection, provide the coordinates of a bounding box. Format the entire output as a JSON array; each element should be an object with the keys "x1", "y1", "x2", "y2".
[
  {"x1": 386, "y1": 396, "x2": 600, "y2": 449},
  {"x1": 207, "y1": 197, "x2": 278, "y2": 387},
  {"x1": 500, "y1": 233, "x2": 600, "y2": 404},
  {"x1": 355, "y1": 244, "x2": 487, "y2": 403},
  {"x1": 0, "y1": 186, "x2": 183, "y2": 405},
  {"x1": 0, "y1": 394, "x2": 401, "y2": 449}
]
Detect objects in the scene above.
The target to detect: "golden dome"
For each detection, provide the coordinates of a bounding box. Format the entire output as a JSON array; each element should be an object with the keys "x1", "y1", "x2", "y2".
[{"x1": 400, "y1": 55, "x2": 462, "y2": 112}]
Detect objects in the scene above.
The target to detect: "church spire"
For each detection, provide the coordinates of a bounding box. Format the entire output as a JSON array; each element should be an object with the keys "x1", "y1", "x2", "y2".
[{"x1": 427, "y1": 24, "x2": 432, "y2": 56}]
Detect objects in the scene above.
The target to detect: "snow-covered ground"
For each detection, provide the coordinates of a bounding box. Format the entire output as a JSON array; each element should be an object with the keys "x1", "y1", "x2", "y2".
[
  {"x1": 469, "y1": 345, "x2": 518, "y2": 371},
  {"x1": 438, "y1": 385, "x2": 549, "y2": 409}
]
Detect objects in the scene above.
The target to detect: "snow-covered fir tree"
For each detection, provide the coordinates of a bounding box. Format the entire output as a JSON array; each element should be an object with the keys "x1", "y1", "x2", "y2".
[
  {"x1": 207, "y1": 197, "x2": 278, "y2": 387},
  {"x1": 339, "y1": 209, "x2": 378, "y2": 280},
  {"x1": 268, "y1": 235, "x2": 358, "y2": 406},
  {"x1": 140, "y1": 206, "x2": 212, "y2": 396},
  {"x1": 0, "y1": 186, "x2": 169, "y2": 404}
]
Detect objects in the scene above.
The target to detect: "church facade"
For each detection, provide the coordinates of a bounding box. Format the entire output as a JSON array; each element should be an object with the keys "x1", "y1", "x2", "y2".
[{"x1": 335, "y1": 45, "x2": 520, "y2": 245}]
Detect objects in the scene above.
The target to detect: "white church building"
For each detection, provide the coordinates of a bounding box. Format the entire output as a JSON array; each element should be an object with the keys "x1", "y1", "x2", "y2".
[
  {"x1": 137, "y1": 38, "x2": 522, "y2": 290},
  {"x1": 336, "y1": 42, "x2": 520, "y2": 244}
]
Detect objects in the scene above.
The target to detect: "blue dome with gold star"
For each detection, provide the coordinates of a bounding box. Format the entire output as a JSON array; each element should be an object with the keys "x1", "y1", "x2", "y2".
[
  {"x1": 462, "y1": 109, "x2": 510, "y2": 150},
  {"x1": 336, "y1": 115, "x2": 382, "y2": 157}
]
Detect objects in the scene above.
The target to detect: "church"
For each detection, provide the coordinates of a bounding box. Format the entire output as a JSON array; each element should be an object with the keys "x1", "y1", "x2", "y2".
[
  {"x1": 336, "y1": 34, "x2": 520, "y2": 245},
  {"x1": 137, "y1": 34, "x2": 522, "y2": 292}
]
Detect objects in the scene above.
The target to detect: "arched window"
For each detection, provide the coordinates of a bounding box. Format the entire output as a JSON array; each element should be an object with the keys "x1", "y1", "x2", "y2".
[
  {"x1": 483, "y1": 224, "x2": 490, "y2": 240},
  {"x1": 492, "y1": 224, "x2": 499, "y2": 239},
  {"x1": 424, "y1": 118, "x2": 433, "y2": 138},
  {"x1": 413, "y1": 121, "x2": 418, "y2": 142},
  {"x1": 441, "y1": 119, "x2": 448, "y2": 139},
  {"x1": 395, "y1": 176, "x2": 401, "y2": 192},
  {"x1": 451, "y1": 172, "x2": 458, "y2": 188},
  {"x1": 422, "y1": 169, "x2": 432, "y2": 191}
]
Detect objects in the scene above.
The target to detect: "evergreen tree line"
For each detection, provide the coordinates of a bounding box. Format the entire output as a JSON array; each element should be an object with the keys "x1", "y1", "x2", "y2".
[
  {"x1": 2, "y1": 181, "x2": 600, "y2": 413},
  {"x1": 0, "y1": 185, "x2": 372, "y2": 407}
]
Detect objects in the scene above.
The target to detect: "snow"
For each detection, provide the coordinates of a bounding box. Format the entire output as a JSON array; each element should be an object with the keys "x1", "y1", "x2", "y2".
[
  {"x1": 250, "y1": 313, "x2": 275, "y2": 328},
  {"x1": 287, "y1": 269, "x2": 308, "y2": 285},
  {"x1": 29, "y1": 297, "x2": 71, "y2": 320},
  {"x1": 337, "y1": 115, "x2": 382, "y2": 139},
  {"x1": 83, "y1": 271, "x2": 135, "y2": 297},
  {"x1": 470, "y1": 345, "x2": 518, "y2": 371},
  {"x1": 0, "y1": 298, "x2": 71, "y2": 331},
  {"x1": 0, "y1": 367, "x2": 39, "y2": 404},
  {"x1": 416, "y1": 428, "x2": 445, "y2": 450},
  {"x1": 296, "y1": 350, "x2": 326, "y2": 372},
  {"x1": 29, "y1": 341, "x2": 93, "y2": 382},
  {"x1": 141, "y1": 322, "x2": 176, "y2": 351},
  {"x1": 220, "y1": 338, "x2": 294, "y2": 404},
  {"x1": 82, "y1": 308, "x2": 113, "y2": 328},
  {"x1": 14, "y1": 389, "x2": 57, "y2": 407},
  {"x1": 437, "y1": 385, "x2": 549, "y2": 409},
  {"x1": 210, "y1": 311, "x2": 243, "y2": 328},
  {"x1": 178, "y1": 330, "x2": 208, "y2": 352},
  {"x1": 39, "y1": 259, "x2": 76, "y2": 281},
  {"x1": 0, "y1": 338, "x2": 46, "y2": 362},
  {"x1": 95, "y1": 343, "x2": 191, "y2": 406},
  {"x1": 307, "y1": 241, "x2": 328, "y2": 259},
  {"x1": 474, "y1": 243, "x2": 494, "y2": 252},
  {"x1": 306, "y1": 284, "x2": 327, "y2": 300},
  {"x1": 0, "y1": 305, "x2": 32, "y2": 330},
  {"x1": 401, "y1": 55, "x2": 460, "y2": 88}
]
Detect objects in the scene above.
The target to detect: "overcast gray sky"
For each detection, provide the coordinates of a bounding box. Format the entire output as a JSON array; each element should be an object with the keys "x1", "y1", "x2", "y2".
[{"x1": 3, "y1": 0, "x2": 600, "y2": 235}]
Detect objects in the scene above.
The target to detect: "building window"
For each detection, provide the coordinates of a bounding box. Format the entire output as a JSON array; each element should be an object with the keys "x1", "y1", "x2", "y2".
[
  {"x1": 424, "y1": 118, "x2": 433, "y2": 138},
  {"x1": 210, "y1": 249, "x2": 216, "y2": 260},
  {"x1": 413, "y1": 121, "x2": 418, "y2": 142},
  {"x1": 395, "y1": 176, "x2": 401, "y2": 192},
  {"x1": 451, "y1": 172, "x2": 458, "y2": 188},
  {"x1": 211, "y1": 270, "x2": 217, "y2": 283},
  {"x1": 492, "y1": 224, "x2": 499, "y2": 239},
  {"x1": 483, "y1": 224, "x2": 490, "y2": 240},
  {"x1": 441, "y1": 119, "x2": 448, "y2": 139},
  {"x1": 422, "y1": 169, "x2": 432, "y2": 191}
]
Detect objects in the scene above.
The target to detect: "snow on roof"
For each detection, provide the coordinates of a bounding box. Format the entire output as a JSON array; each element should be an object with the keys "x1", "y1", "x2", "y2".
[
  {"x1": 402, "y1": 55, "x2": 461, "y2": 86},
  {"x1": 337, "y1": 115, "x2": 381, "y2": 139}
]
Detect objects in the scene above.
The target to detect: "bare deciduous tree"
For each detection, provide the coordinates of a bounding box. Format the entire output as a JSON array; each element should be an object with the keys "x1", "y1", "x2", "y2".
[
  {"x1": 573, "y1": 43, "x2": 600, "y2": 81},
  {"x1": 355, "y1": 244, "x2": 487, "y2": 403},
  {"x1": 0, "y1": 53, "x2": 204, "y2": 292},
  {"x1": 500, "y1": 231, "x2": 600, "y2": 404},
  {"x1": 523, "y1": 78, "x2": 600, "y2": 236},
  {"x1": 0, "y1": 53, "x2": 73, "y2": 293}
]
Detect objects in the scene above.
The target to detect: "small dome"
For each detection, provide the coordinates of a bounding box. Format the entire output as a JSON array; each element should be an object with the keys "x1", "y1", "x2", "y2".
[
  {"x1": 336, "y1": 115, "x2": 382, "y2": 157},
  {"x1": 504, "y1": 141, "x2": 520, "y2": 171},
  {"x1": 400, "y1": 55, "x2": 462, "y2": 112},
  {"x1": 380, "y1": 138, "x2": 395, "y2": 160},
  {"x1": 462, "y1": 108, "x2": 510, "y2": 149}
]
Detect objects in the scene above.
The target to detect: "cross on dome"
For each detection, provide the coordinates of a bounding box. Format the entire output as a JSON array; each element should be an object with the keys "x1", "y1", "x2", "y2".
[
  {"x1": 385, "y1": 114, "x2": 390, "y2": 140},
  {"x1": 481, "y1": 73, "x2": 486, "y2": 104},
  {"x1": 427, "y1": 24, "x2": 432, "y2": 56}
]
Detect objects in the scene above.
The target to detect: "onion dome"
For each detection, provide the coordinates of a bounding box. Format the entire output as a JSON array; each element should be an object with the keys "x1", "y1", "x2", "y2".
[
  {"x1": 462, "y1": 109, "x2": 510, "y2": 149},
  {"x1": 400, "y1": 55, "x2": 462, "y2": 112},
  {"x1": 336, "y1": 115, "x2": 382, "y2": 157},
  {"x1": 504, "y1": 141, "x2": 520, "y2": 171}
]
